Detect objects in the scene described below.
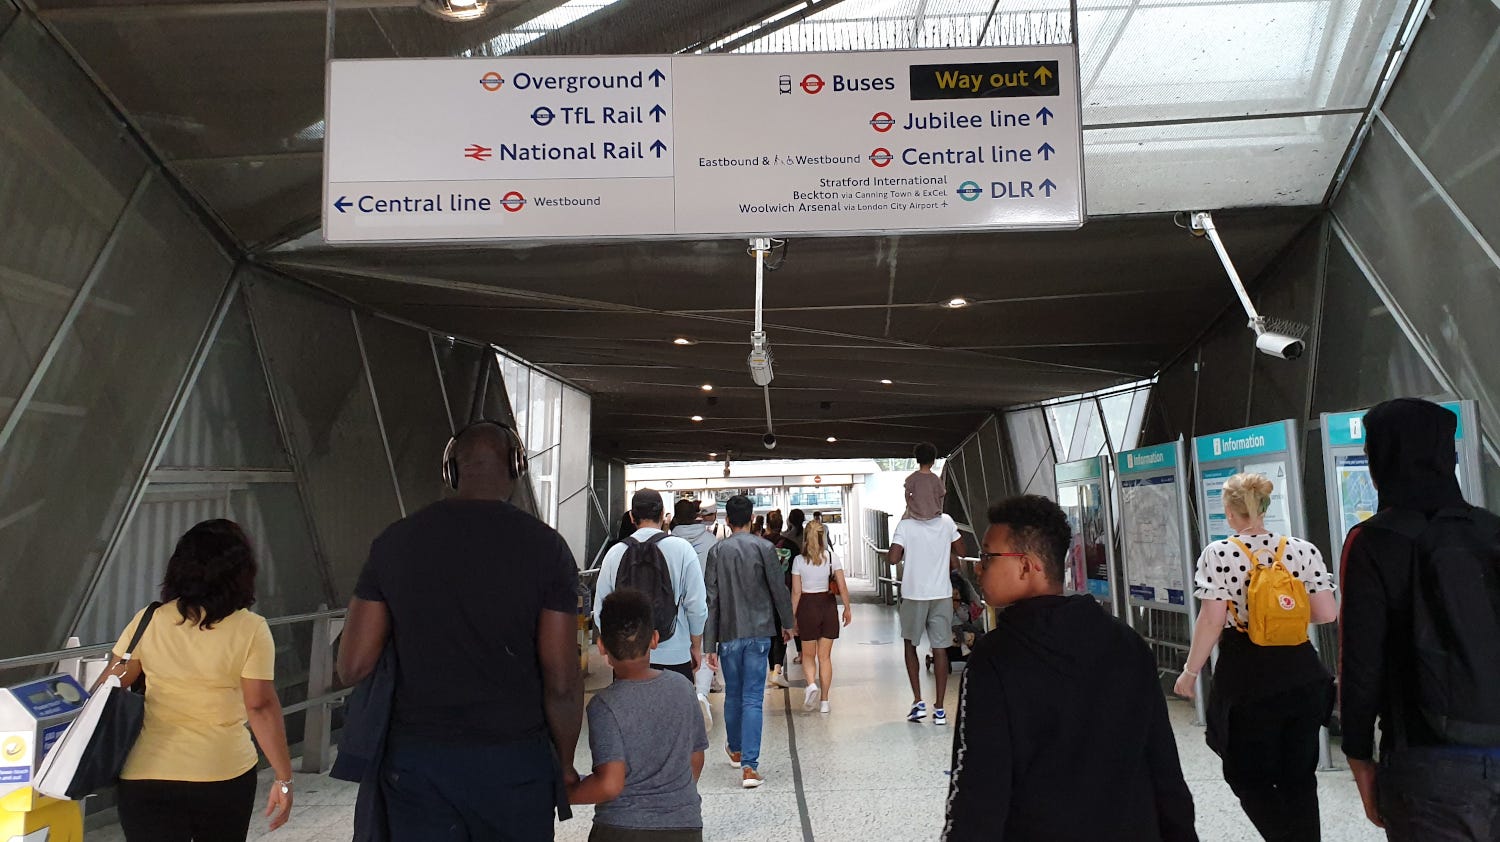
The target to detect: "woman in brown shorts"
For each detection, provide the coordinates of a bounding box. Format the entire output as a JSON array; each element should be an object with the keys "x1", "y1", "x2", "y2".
[{"x1": 791, "y1": 520, "x2": 852, "y2": 714}]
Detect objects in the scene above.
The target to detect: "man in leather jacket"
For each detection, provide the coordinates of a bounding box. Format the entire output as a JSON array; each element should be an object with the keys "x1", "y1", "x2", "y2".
[{"x1": 704, "y1": 495, "x2": 795, "y2": 789}]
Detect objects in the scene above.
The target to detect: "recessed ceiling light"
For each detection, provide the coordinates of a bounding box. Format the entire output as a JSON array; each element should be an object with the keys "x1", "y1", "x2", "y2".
[
  {"x1": 945, "y1": 297, "x2": 970, "y2": 309},
  {"x1": 826, "y1": 436, "x2": 838, "y2": 443},
  {"x1": 880, "y1": 379, "x2": 893, "y2": 385},
  {"x1": 701, "y1": 384, "x2": 713, "y2": 391},
  {"x1": 691, "y1": 415, "x2": 704, "y2": 422},
  {"x1": 673, "y1": 337, "x2": 695, "y2": 346},
  {"x1": 709, "y1": 452, "x2": 718, "y2": 458}
]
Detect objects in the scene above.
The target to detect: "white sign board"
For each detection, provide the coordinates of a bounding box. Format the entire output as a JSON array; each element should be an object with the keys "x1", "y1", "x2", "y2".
[{"x1": 324, "y1": 46, "x2": 1083, "y2": 243}]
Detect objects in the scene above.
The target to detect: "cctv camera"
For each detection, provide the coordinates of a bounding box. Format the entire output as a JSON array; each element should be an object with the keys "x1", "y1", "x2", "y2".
[
  {"x1": 1255, "y1": 331, "x2": 1305, "y2": 361},
  {"x1": 762, "y1": 433, "x2": 777, "y2": 450}
]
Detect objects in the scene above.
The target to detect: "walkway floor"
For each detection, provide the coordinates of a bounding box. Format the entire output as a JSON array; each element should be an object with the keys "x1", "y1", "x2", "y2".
[{"x1": 91, "y1": 603, "x2": 1385, "y2": 841}]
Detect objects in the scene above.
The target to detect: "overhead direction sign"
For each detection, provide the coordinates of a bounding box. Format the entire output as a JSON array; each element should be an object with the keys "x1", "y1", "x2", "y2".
[{"x1": 323, "y1": 45, "x2": 1084, "y2": 243}]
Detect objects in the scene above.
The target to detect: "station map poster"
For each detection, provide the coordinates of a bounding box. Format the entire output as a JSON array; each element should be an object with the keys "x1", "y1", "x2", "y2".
[
  {"x1": 1320, "y1": 401, "x2": 1482, "y2": 554},
  {"x1": 1118, "y1": 441, "x2": 1193, "y2": 610},
  {"x1": 1055, "y1": 457, "x2": 1114, "y2": 608}
]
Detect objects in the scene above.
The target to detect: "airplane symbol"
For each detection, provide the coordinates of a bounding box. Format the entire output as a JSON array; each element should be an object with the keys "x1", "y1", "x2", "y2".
[{"x1": 465, "y1": 144, "x2": 493, "y2": 161}]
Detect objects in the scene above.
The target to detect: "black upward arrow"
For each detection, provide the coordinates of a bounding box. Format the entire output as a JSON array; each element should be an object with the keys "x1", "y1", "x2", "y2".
[
  {"x1": 649, "y1": 69, "x2": 666, "y2": 87},
  {"x1": 651, "y1": 140, "x2": 668, "y2": 158},
  {"x1": 650, "y1": 104, "x2": 667, "y2": 122}
]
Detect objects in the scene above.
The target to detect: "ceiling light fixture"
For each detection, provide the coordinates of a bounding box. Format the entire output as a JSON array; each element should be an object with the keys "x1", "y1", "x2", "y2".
[
  {"x1": 701, "y1": 384, "x2": 714, "y2": 391},
  {"x1": 709, "y1": 452, "x2": 718, "y2": 459},
  {"x1": 691, "y1": 415, "x2": 704, "y2": 422},
  {"x1": 673, "y1": 337, "x2": 695, "y2": 346},
  {"x1": 421, "y1": 0, "x2": 491, "y2": 21},
  {"x1": 945, "y1": 297, "x2": 970, "y2": 309},
  {"x1": 880, "y1": 379, "x2": 893, "y2": 385},
  {"x1": 826, "y1": 436, "x2": 838, "y2": 443}
]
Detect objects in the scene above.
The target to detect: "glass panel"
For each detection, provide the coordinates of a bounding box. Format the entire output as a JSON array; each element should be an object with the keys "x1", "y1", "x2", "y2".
[
  {"x1": 76, "y1": 482, "x2": 324, "y2": 646},
  {"x1": 1005, "y1": 407, "x2": 1056, "y2": 498},
  {"x1": 556, "y1": 385, "x2": 592, "y2": 562},
  {"x1": 1046, "y1": 401, "x2": 1080, "y2": 460},
  {"x1": 243, "y1": 270, "x2": 401, "y2": 599},
  {"x1": 480, "y1": 353, "x2": 538, "y2": 516},
  {"x1": 159, "y1": 292, "x2": 290, "y2": 470},
  {"x1": 433, "y1": 337, "x2": 487, "y2": 429},
  {"x1": 358, "y1": 314, "x2": 450, "y2": 513},
  {"x1": 1073, "y1": 400, "x2": 1108, "y2": 459},
  {"x1": 0, "y1": 174, "x2": 231, "y2": 658},
  {"x1": 978, "y1": 416, "x2": 1008, "y2": 503},
  {"x1": 1380, "y1": 0, "x2": 1500, "y2": 247},
  {"x1": 789, "y1": 486, "x2": 842, "y2": 508},
  {"x1": 0, "y1": 15, "x2": 148, "y2": 406}
]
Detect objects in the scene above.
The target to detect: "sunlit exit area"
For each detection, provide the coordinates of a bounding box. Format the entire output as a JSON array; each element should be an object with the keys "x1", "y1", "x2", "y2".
[{"x1": 0, "y1": 0, "x2": 1497, "y2": 840}]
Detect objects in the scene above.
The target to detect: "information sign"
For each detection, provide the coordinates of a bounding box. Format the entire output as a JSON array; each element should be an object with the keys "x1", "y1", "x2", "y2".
[
  {"x1": 1320, "y1": 400, "x2": 1483, "y2": 555},
  {"x1": 1118, "y1": 441, "x2": 1194, "y2": 612},
  {"x1": 1054, "y1": 456, "x2": 1118, "y2": 615},
  {"x1": 1193, "y1": 422, "x2": 1305, "y2": 544},
  {"x1": 324, "y1": 45, "x2": 1084, "y2": 242}
]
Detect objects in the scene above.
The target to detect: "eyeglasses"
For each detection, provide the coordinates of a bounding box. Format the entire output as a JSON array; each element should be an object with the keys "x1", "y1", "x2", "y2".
[{"x1": 976, "y1": 551, "x2": 1028, "y2": 570}]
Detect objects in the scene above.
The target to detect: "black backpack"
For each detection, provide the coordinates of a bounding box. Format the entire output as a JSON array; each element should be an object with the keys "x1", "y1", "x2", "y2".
[
  {"x1": 615, "y1": 533, "x2": 680, "y2": 643},
  {"x1": 1371, "y1": 506, "x2": 1500, "y2": 746}
]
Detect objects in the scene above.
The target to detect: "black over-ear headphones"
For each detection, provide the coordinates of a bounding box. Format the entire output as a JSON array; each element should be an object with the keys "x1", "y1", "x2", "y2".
[{"x1": 442, "y1": 420, "x2": 528, "y2": 490}]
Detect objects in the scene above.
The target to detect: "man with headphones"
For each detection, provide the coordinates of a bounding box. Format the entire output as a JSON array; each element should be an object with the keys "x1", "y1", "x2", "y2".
[{"x1": 338, "y1": 420, "x2": 583, "y2": 840}]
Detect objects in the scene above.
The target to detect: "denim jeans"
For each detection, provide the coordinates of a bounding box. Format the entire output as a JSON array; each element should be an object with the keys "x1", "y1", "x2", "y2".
[
  {"x1": 719, "y1": 636, "x2": 772, "y2": 770},
  {"x1": 1379, "y1": 747, "x2": 1500, "y2": 842}
]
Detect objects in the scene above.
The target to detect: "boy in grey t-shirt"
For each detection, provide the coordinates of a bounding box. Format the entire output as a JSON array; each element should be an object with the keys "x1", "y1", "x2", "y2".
[{"x1": 570, "y1": 589, "x2": 708, "y2": 841}]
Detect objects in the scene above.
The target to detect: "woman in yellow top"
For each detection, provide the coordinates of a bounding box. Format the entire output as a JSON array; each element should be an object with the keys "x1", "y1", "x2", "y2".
[{"x1": 104, "y1": 519, "x2": 294, "y2": 840}]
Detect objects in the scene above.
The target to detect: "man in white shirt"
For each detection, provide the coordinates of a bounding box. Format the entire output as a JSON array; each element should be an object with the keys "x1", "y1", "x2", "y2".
[
  {"x1": 889, "y1": 513, "x2": 965, "y2": 725},
  {"x1": 594, "y1": 490, "x2": 707, "y2": 687}
]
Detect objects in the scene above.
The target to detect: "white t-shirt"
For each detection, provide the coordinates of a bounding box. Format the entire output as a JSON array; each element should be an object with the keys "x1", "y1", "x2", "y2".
[
  {"x1": 1194, "y1": 532, "x2": 1335, "y2": 629},
  {"x1": 893, "y1": 514, "x2": 961, "y2": 601},
  {"x1": 792, "y1": 553, "x2": 844, "y2": 594}
]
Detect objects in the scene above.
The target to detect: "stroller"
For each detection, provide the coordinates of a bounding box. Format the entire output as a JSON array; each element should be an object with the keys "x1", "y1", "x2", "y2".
[{"x1": 926, "y1": 570, "x2": 987, "y2": 673}]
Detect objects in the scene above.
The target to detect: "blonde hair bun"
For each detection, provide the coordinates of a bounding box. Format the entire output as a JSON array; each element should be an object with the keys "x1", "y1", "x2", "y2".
[{"x1": 1223, "y1": 472, "x2": 1275, "y2": 518}]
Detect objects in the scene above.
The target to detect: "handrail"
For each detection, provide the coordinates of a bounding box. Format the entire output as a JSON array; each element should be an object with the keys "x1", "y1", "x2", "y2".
[{"x1": 0, "y1": 609, "x2": 347, "y2": 673}]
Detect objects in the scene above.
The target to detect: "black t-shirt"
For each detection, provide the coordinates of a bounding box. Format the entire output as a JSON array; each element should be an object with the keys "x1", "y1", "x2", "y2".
[{"x1": 354, "y1": 499, "x2": 579, "y2": 744}]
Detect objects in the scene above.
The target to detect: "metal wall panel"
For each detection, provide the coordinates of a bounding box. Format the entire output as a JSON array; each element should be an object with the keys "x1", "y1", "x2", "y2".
[
  {"x1": 357, "y1": 314, "x2": 450, "y2": 513},
  {"x1": 243, "y1": 269, "x2": 401, "y2": 600},
  {"x1": 159, "y1": 292, "x2": 290, "y2": 470}
]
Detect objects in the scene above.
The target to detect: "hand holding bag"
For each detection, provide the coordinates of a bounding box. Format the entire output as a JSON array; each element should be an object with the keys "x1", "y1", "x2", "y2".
[{"x1": 35, "y1": 602, "x2": 161, "y2": 800}]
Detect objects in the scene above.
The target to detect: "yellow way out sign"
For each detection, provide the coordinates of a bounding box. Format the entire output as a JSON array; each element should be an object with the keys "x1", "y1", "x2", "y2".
[{"x1": 910, "y1": 61, "x2": 1060, "y2": 99}]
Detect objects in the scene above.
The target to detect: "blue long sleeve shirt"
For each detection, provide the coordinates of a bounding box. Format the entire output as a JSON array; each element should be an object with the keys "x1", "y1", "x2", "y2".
[{"x1": 593, "y1": 527, "x2": 708, "y2": 667}]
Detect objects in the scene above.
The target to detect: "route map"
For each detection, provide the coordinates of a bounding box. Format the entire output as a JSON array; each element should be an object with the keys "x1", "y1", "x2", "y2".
[{"x1": 1122, "y1": 475, "x2": 1185, "y2": 605}]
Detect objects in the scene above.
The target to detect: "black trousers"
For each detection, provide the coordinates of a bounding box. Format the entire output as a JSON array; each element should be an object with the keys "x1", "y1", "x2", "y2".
[
  {"x1": 589, "y1": 825, "x2": 703, "y2": 842},
  {"x1": 383, "y1": 732, "x2": 560, "y2": 841},
  {"x1": 118, "y1": 767, "x2": 257, "y2": 842},
  {"x1": 1380, "y1": 748, "x2": 1500, "y2": 842},
  {"x1": 655, "y1": 661, "x2": 695, "y2": 684},
  {"x1": 1222, "y1": 680, "x2": 1331, "y2": 842}
]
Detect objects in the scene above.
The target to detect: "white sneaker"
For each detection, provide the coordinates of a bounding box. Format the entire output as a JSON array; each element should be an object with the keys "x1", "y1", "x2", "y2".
[
  {"x1": 699, "y1": 693, "x2": 713, "y2": 731},
  {"x1": 820, "y1": 701, "x2": 830, "y2": 714},
  {"x1": 803, "y1": 683, "x2": 821, "y2": 712}
]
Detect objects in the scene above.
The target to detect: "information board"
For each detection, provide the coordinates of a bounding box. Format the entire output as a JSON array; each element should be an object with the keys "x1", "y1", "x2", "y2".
[
  {"x1": 1193, "y1": 421, "x2": 1306, "y2": 544},
  {"x1": 1320, "y1": 400, "x2": 1483, "y2": 554},
  {"x1": 1118, "y1": 441, "x2": 1195, "y2": 612},
  {"x1": 1055, "y1": 456, "x2": 1118, "y2": 614},
  {"x1": 324, "y1": 46, "x2": 1084, "y2": 243}
]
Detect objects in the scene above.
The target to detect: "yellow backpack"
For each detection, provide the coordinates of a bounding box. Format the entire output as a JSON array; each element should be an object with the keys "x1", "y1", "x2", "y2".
[{"x1": 1227, "y1": 537, "x2": 1311, "y2": 647}]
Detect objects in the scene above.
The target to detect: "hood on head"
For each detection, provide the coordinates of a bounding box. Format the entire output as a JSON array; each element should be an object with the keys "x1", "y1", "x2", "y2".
[
  {"x1": 1363, "y1": 398, "x2": 1465, "y2": 512},
  {"x1": 994, "y1": 594, "x2": 1118, "y2": 678}
]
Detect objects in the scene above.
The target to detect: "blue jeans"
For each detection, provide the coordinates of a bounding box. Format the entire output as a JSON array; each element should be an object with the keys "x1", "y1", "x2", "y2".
[{"x1": 719, "y1": 637, "x2": 772, "y2": 770}]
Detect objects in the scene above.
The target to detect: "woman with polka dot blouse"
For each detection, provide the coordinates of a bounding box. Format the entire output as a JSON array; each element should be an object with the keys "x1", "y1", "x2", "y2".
[{"x1": 1172, "y1": 472, "x2": 1340, "y2": 842}]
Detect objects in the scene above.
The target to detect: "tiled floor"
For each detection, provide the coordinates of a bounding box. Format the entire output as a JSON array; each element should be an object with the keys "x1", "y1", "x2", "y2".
[{"x1": 89, "y1": 602, "x2": 1385, "y2": 841}]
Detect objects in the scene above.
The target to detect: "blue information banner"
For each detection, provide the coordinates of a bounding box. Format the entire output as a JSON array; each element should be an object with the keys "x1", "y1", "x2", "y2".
[
  {"x1": 1055, "y1": 457, "x2": 1104, "y2": 483},
  {"x1": 1119, "y1": 442, "x2": 1177, "y2": 475},
  {"x1": 1194, "y1": 421, "x2": 1291, "y2": 464},
  {"x1": 1326, "y1": 401, "x2": 1464, "y2": 447}
]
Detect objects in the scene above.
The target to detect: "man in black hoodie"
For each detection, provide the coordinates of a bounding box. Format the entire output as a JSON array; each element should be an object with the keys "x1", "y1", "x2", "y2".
[
  {"x1": 944, "y1": 495, "x2": 1197, "y2": 841},
  {"x1": 1340, "y1": 397, "x2": 1500, "y2": 839}
]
